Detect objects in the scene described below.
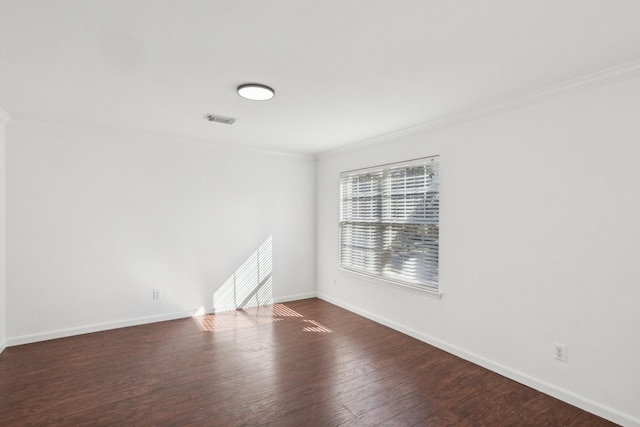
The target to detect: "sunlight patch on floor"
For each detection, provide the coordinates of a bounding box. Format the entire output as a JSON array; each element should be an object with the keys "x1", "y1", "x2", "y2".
[
  {"x1": 302, "y1": 319, "x2": 334, "y2": 333},
  {"x1": 192, "y1": 303, "x2": 333, "y2": 333}
]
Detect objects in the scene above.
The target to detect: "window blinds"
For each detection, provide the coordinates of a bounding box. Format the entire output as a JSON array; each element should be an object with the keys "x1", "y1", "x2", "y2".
[{"x1": 339, "y1": 156, "x2": 440, "y2": 293}]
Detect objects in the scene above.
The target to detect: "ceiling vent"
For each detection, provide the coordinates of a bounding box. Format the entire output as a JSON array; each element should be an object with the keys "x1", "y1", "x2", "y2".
[{"x1": 204, "y1": 114, "x2": 236, "y2": 125}]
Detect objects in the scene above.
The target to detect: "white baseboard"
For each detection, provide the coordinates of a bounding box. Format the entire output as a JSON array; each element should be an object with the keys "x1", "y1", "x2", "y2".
[
  {"x1": 0, "y1": 338, "x2": 6, "y2": 354},
  {"x1": 316, "y1": 292, "x2": 639, "y2": 427},
  {"x1": 5, "y1": 292, "x2": 319, "y2": 347},
  {"x1": 274, "y1": 292, "x2": 317, "y2": 303},
  {"x1": 6, "y1": 309, "x2": 199, "y2": 347}
]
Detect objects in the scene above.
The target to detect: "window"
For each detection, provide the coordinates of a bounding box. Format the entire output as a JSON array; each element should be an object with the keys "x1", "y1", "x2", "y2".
[{"x1": 339, "y1": 156, "x2": 440, "y2": 294}]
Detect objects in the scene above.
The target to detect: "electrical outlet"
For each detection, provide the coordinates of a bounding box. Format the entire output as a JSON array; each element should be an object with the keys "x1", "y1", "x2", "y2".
[
  {"x1": 153, "y1": 289, "x2": 162, "y2": 300},
  {"x1": 554, "y1": 343, "x2": 567, "y2": 362}
]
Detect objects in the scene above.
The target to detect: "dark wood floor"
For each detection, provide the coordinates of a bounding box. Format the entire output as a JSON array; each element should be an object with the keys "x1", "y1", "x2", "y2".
[{"x1": 0, "y1": 298, "x2": 616, "y2": 426}]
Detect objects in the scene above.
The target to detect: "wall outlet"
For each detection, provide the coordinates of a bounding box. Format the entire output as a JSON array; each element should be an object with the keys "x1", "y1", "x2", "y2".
[
  {"x1": 153, "y1": 289, "x2": 162, "y2": 300},
  {"x1": 554, "y1": 343, "x2": 567, "y2": 362}
]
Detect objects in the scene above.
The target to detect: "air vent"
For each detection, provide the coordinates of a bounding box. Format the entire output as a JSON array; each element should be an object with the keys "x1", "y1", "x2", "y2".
[{"x1": 204, "y1": 114, "x2": 237, "y2": 125}]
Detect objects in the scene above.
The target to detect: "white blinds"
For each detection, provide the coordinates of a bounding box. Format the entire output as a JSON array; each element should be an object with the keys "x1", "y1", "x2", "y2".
[{"x1": 339, "y1": 156, "x2": 440, "y2": 293}]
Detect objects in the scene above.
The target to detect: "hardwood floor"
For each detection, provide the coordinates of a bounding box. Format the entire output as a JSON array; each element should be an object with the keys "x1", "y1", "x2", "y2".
[{"x1": 0, "y1": 298, "x2": 616, "y2": 426}]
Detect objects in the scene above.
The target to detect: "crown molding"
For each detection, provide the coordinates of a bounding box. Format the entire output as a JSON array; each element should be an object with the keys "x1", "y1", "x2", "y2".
[
  {"x1": 0, "y1": 106, "x2": 11, "y2": 125},
  {"x1": 9, "y1": 118, "x2": 314, "y2": 160},
  {"x1": 318, "y1": 58, "x2": 640, "y2": 158}
]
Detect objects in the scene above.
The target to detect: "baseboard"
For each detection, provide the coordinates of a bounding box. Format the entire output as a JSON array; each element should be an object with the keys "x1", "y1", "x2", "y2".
[
  {"x1": 210, "y1": 292, "x2": 318, "y2": 314},
  {"x1": 6, "y1": 292, "x2": 319, "y2": 347},
  {"x1": 316, "y1": 292, "x2": 639, "y2": 427},
  {"x1": 6, "y1": 309, "x2": 201, "y2": 347},
  {"x1": 274, "y1": 292, "x2": 317, "y2": 303},
  {"x1": 0, "y1": 338, "x2": 6, "y2": 354}
]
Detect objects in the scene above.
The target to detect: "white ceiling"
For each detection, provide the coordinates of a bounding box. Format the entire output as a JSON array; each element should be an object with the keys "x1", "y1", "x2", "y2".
[{"x1": 1, "y1": 1, "x2": 640, "y2": 154}]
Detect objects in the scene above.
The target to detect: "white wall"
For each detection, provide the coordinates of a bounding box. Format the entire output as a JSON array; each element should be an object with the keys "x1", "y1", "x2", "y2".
[
  {"x1": 317, "y1": 76, "x2": 640, "y2": 425},
  {"x1": 6, "y1": 122, "x2": 316, "y2": 344},
  {"x1": 0, "y1": 108, "x2": 7, "y2": 353}
]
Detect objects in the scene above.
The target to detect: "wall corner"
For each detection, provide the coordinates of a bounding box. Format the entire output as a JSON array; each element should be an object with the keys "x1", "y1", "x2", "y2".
[{"x1": 0, "y1": 105, "x2": 8, "y2": 353}]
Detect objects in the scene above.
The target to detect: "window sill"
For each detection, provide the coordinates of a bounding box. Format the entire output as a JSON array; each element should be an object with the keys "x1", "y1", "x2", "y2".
[{"x1": 338, "y1": 267, "x2": 442, "y2": 299}]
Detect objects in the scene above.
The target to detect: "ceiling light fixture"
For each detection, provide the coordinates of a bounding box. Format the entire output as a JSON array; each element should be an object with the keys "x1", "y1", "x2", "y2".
[{"x1": 237, "y1": 83, "x2": 275, "y2": 101}]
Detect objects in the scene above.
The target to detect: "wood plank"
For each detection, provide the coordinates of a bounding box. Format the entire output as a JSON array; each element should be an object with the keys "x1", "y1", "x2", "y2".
[{"x1": 0, "y1": 298, "x2": 617, "y2": 426}]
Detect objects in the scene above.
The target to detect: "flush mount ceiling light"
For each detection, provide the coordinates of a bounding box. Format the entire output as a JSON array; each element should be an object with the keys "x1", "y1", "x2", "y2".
[{"x1": 237, "y1": 83, "x2": 275, "y2": 101}]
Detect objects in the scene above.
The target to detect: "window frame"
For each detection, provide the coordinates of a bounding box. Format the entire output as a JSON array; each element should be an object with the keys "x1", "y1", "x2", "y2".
[{"x1": 339, "y1": 156, "x2": 440, "y2": 297}]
